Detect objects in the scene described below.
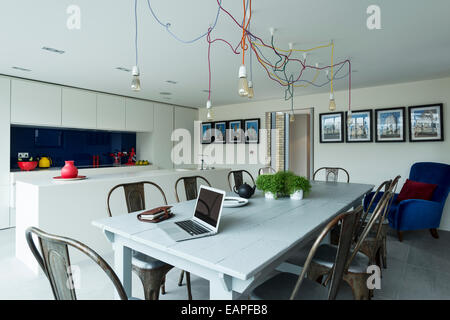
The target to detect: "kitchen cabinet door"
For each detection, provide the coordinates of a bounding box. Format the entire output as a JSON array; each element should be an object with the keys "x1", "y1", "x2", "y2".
[
  {"x1": 0, "y1": 77, "x2": 10, "y2": 229},
  {"x1": 151, "y1": 103, "x2": 174, "y2": 169},
  {"x1": 96, "y1": 94, "x2": 126, "y2": 130},
  {"x1": 174, "y1": 107, "x2": 198, "y2": 168},
  {"x1": 62, "y1": 88, "x2": 97, "y2": 129},
  {"x1": 125, "y1": 98, "x2": 154, "y2": 132},
  {"x1": 11, "y1": 79, "x2": 62, "y2": 126}
]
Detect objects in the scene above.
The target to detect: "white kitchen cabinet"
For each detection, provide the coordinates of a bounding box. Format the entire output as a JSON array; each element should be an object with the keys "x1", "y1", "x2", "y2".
[
  {"x1": 11, "y1": 79, "x2": 62, "y2": 126},
  {"x1": 174, "y1": 107, "x2": 198, "y2": 168},
  {"x1": 125, "y1": 98, "x2": 154, "y2": 132},
  {"x1": 62, "y1": 88, "x2": 97, "y2": 129},
  {"x1": 96, "y1": 94, "x2": 126, "y2": 130},
  {"x1": 0, "y1": 77, "x2": 10, "y2": 229},
  {"x1": 151, "y1": 103, "x2": 174, "y2": 169}
]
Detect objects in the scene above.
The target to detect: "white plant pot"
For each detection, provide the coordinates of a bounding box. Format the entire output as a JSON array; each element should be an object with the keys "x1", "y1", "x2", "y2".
[
  {"x1": 265, "y1": 192, "x2": 275, "y2": 199},
  {"x1": 290, "y1": 190, "x2": 304, "y2": 200}
]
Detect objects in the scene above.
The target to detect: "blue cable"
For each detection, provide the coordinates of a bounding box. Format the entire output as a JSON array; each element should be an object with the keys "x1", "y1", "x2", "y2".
[{"x1": 146, "y1": 0, "x2": 223, "y2": 44}]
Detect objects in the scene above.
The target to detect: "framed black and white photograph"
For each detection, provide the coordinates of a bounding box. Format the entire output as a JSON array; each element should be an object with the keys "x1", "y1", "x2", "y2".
[
  {"x1": 213, "y1": 121, "x2": 226, "y2": 144},
  {"x1": 408, "y1": 104, "x2": 444, "y2": 142},
  {"x1": 375, "y1": 107, "x2": 406, "y2": 142},
  {"x1": 227, "y1": 120, "x2": 243, "y2": 143},
  {"x1": 346, "y1": 109, "x2": 373, "y2": 143},
  {"x1": 201, "y1": 122, "x2": 213, "y2": 144},
  {"x1": 319, "y1": 112, "x2": 344, "y2": 143},
  {"x1": 244, "y1": 119, "x2": 260, "y2": 144}
]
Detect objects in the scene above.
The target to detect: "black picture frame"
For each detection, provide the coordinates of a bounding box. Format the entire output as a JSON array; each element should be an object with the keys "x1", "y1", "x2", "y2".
[
  {"x1": 408, "y1": 103, "x2": 444, "y2": 142},
  {"x1": 345, "y1": 109, "x2": 373, "y2": 143},
  {"x1": 374, "y1": 107, "x2": 406, "y2": 142},
  {"x1": 213, "y1": 121, "x2": 227, "y2": 144},
  {"x1": 319, "y1": 112, "x2": 344, "y2": 143},
  {"x1": 244, "y1": 118, "x2": 260, "y2": 144},
  {"x1": 201, "y1": 122, "x2": 213, "y2": 144},
  {"x1": 227, "y1": 120, "x2": 243, "y2": 144}
]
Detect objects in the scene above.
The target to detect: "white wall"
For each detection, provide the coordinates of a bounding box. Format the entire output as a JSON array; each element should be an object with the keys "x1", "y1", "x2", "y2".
[
  {"x1": 199, "y1": 77, "x2": 450, "y2": 230},
  {"x1": 289, "y1": 114, "x2": 310, "y2": 178}
]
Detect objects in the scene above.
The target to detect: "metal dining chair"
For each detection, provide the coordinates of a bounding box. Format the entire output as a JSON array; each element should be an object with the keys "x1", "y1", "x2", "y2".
[
  {"x1": 313, "y1": 167, "x2": 350, "y2": 183},
  {"x1": 250, "y1": 207, "x2": 361, "y2": 300},
  {"x1": 304, "y1": 191, "x2": 394, "y2": 300},
  {"x1": 174, "y1": 175, "x2": 211, "y2": 289},
  {"x1": 107, "y1": 181, "x2": 192, "y2": 300},
  {"x1": 227, "y1": 170, "x2": 255, "y2": 192},
  {"x1": 258, "y1": 166, "x2": 276, "y2": 176},
  {"x1": 26, "y1": 226, "x2": 129, "y2": 300}
]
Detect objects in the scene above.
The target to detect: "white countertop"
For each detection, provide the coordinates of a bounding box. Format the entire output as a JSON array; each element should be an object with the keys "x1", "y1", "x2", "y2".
[{"x1": 14, "y1": 167, "x2": 230, "y2": 187}]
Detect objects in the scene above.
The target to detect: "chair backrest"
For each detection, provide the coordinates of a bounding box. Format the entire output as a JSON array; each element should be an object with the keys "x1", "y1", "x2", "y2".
[
  {"x1": 258, "y1": 166, "x2": 276, "y2": 176},
  {"x1": 25, "y1": 227, "x2": 128, "y2": 300},
  {"x1": 107, "y1": 181, "x2": 167, "y2": 217},
  {"x1": 227, "y1": 170, "x2": 256, "y2": 192},
  {"x1": 175, "y1": 175, "x2": 211, "y2": 202},
  {"x1": 290, "y1": 207, "x2": 361, "y2": 300},
  {"x1": 349, "y1": 191, "x2": 393, "y2": 268},
  {"x1": 409, "y1": 162, "x2": 450, "y2": 203},
  {"x1": 313, "y1": 167, "x2": 350, "y2": 183}
]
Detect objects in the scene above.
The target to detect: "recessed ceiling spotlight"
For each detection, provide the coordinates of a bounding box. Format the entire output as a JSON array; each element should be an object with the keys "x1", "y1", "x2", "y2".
[
  {"x1": 202, "y1": 90, "x2": 210, "y2": 93},
  {"x1": 12, "y1": 66, "x2": 31, "y2": 72},
  {"x1": 352, "y1": 70, "x2": 359, "y2": 73},
  {"x1": 42, "y1": 46, "x2": 65, "y2": 54},
  {"x1": 116, "y1": 67, "x2": 131, "y2": 72},
  {"x1": 166, "y1": 80, "x2": 178, "y2": 84},
  {"x1": 159, "y1": 92, "x2": 172, "y2": 95}
]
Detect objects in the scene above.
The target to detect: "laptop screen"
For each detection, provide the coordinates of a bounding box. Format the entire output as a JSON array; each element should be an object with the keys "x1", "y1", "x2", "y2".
[{"x1": 194, "y1": 187, "x2": 224, "y2": 228}]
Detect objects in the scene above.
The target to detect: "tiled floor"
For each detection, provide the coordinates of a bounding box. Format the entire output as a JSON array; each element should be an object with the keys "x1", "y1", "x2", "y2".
[{"x1": 0, "y1": 227, "x2": 449, "y2": 300}]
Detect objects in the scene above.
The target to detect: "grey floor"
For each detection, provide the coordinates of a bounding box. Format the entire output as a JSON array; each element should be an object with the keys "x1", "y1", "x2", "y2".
[{"x1": 0, "y1": 227, "x2": 449, "y2": 300}]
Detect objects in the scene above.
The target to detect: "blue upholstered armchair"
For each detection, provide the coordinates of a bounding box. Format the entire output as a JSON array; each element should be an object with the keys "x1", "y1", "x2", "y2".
[{"x1": 363, "y1": 162, "x2": 450, "y2": 241}]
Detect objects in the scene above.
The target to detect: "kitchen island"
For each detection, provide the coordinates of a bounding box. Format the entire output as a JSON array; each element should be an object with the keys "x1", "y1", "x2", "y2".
[{"x1": 15, "y1": 167, "x2": 231, "y2": 273}]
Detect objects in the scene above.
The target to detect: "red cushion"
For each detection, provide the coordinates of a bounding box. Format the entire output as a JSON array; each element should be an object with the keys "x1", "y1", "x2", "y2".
[{"x1": 396, "y1": 179, "x2": 438, "y2": 203}]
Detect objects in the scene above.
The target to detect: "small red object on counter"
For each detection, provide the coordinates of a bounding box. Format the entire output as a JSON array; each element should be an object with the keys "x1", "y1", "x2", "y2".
[
  {"x1": 18, "y1": 161, "x2": 38, "y2": 171},
  {"x1": 61, "y1": 160, "x2": 78, "y2": 179}
]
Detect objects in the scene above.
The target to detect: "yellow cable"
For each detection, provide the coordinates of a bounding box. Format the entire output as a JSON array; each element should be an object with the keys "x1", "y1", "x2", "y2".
[{"x1": 252, "y1": 41, "x2": 332, "y2": 53}]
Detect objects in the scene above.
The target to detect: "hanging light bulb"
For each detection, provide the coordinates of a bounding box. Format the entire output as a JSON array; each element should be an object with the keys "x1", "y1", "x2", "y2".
[
  {"x1": 238, "y1": 65, "x2": 249, "y2": 97},
  {"x1": 247, "y1": 81, "x2": 254, "y2": 98},
  {"x1": 131, "y1": 66, "x2": 141, "y2": 91},
  {"x1": 347, "y1": 110, "x2": 353, "y2": 126},
  {"x1": 328, "y1": 93, "x2": 336, "y2": 111},
  {"x1": 290, "y1": 113, "x2": 295, "y2": 122},
  {"x1": 206, "y1": 100, "x2": 213, "y2": 120}
]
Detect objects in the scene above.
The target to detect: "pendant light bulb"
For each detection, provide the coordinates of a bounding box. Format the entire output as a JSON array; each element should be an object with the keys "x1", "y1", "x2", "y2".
[
  {"x1": 131, "y1": 66, "x2": 141, "y2": 91},
  {"x1": 328, "y1": 93, "x2": 336, "y2": 111},
  {"x1": 347, "y1": 110, "x2": 353, "y2": 126},
  {"x1": 247, "y1": 81, "x2": 254, "y2": 99},
  {"x1": 238, "y1": 65, "x2": 249, "y2": 97},
  {"x1": 206, "y1": 100, "x2": 213, "y2": 120},
  {"x1": 290, "y1": 113, "x2": 295, "y2": 122}
]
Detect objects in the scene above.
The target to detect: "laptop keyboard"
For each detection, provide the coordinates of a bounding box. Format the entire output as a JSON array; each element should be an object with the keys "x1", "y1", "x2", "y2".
[{"x1": 175, "y1": 220, "x2": 210, "y2": 236}]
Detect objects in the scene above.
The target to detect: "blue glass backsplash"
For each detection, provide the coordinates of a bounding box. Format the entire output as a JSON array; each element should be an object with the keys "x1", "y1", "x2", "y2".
[{"x1": 11, "y1": 126, "x2": 136, "y2": 169}]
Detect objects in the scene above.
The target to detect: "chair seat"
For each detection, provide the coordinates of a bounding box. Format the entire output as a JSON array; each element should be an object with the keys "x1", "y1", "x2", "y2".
[
  {"x1": 132, "y1": 250, "x2": 167, "y2": 270},
  {"x1": 250, "y1": 272, "x2": 354, "y2": 300},
  {"x1": 312, "y1": 244, "x2": 369, "y2": 273}
]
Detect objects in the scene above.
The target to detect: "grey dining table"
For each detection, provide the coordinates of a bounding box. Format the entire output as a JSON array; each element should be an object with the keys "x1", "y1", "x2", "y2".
[{"x1": 92, "y1": 181, "x2": 374, "y2": 300}]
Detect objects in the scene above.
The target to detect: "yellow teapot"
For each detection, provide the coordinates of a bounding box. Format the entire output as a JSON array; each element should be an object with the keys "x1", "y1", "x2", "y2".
[{"x1": 38, "y1": 156, "x2": 52, "y2": 168}]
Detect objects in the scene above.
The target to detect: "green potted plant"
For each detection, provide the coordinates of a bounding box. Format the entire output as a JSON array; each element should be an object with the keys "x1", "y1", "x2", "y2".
[
  {"x1": 287, "y1": 175, "x2": 312, "y2": 200},
  {"x1": 256, "y1": 173, "x2": 285, "y2": 199}
]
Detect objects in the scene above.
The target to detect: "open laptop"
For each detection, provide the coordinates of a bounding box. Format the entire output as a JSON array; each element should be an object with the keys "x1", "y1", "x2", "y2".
[{"x1": 159, "y1": 185, "x2": 226, "y2": 242}]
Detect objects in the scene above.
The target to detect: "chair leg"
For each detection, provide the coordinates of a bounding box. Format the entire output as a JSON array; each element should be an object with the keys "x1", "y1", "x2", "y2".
[
  {"x1": 160, "y1": 275, "x2": 166, "y2": 295},
  {"x1": 343, "y1": 272, "x2": 370, "y2": 300},
  {"x1": 185, "y1": 272, "x2": 193, "y2": 300},
  {"x1": 382, "y1": 236, "x2": 387, "y2": 269},
  {"x1": 430, "y1": 228, "x2": 439, "y2": 239},
  {"x1": 397, "y1": 231, "x2": 403, "y2": 242},
  {"x1": 307, "y1": 262, "x2": 330, "y2": 285},
  {"x1": 133, "y1": 264, "x2": 173, "y2": 300},
  {"x1": 178, "y1": 270, "x2": 185, "y2": 286}
]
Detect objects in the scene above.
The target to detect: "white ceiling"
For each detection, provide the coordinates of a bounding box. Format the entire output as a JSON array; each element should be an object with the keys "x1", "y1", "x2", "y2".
[{"x1": 1, "y1": 0, "x2": 450, "y2": 108}]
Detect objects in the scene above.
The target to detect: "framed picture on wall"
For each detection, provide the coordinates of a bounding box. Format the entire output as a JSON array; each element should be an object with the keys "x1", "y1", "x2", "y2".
[
  {"x1": 244, "y1": 119, "x2": 260, "y2": 144},
  {"x1": 408, "y1": 103, "x2": 444, "y2": 142},
  {"x1": 346, "y1": 109, "x2": 373, "y2": 143},
  {"x1": 214, "y1": 121, "x2": 226, "y2": 144},
  {"x1": 227, "y1": 120, "x2": 243, "y2": 143},
  {"x1": 375, "y1": 107, "x2": 406, "y2": 142},
  {"x1": 319, "y1": 112, "x2": 344, "y2": 143},
  {"x1": 201, "y1": 122, "x2": 213, "y2": 144}
]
